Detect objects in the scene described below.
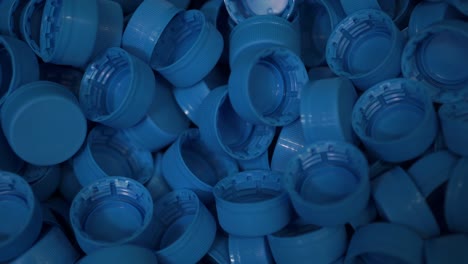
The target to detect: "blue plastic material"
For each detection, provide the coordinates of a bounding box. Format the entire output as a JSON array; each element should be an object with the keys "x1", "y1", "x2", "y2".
[
  {"x1": 229, "y1": 47, "x2": 308, "y2": 126},
  {"x1": 205, "y1": 234, "x2": 230, "y2": 263},
  {"x1": 307, "y1": 66, "x2": 337, "y2": 80},
  {"x1": 0, "y1": 124, "x2": 23, "y2": 173},
  {"x1": 298, "y1": 0, "x2": 345, "y2": 67},
  {"x1": 285, "y1": 141, "x2": 370, "y2": 226},
  {"x1": 224, "y1": 0, "x2": 296, "y2": 24},
  {"x1": 445, "y1": 157, "x2": 468, "y2": 233},
  {"x1": 340, "y1": 0, "x2": 412, "y2": 26},
  {"x1": 0, "y1": 171, "x2": 42, "y2": 262},
  {"x1": 352, "y1": 78, "x2": 438, "y2": 163},
  {"x1": 213, "y1": 170, "x2": 292, "y2": 236},
  {"x1": 326, "y1": 9, "x2": 404, "y2": 90},
  {"x1": 1, "y1": 81, "x2": 87, "y2": 166},
  {"x1": 271, "y1": 119, "x2": 305, "y2": 173},
  {"x1": 408, "y1": 2, "x2": 464, "y2": 37},
  {"x1": 111, "y1": 0, "x2": 143, "y2": 15},
  {"x1": 229, "y1": 14, "x2": 301, "y2": 69},
  {"x1": 268, "y1": 219, "x2": 347, "y2": 264},
  {"x1": 425, "y1": 234, "x2": 468, "y2": 264},
  {"x1": 122, "y1": 74, "x2": 190, "y2": 152},
  {"x1": 439, "y1": 101, "x2": 468, "y2": 156},
  {"x1": 237, "y1": 150, "x2": 271, "y2": 171},
  {"x1": 153, "y1": 189, "x2": 217, "y2": 264},
  {"x1": 20, "y1": 163, "x2": 61, "y2": 202},
  {"x1": 145, "y1": 153, "x2": 172, "y2": 203},
  {"x1": 301, "y1": 77, "x2": 358, "y2": 144},
  {"x1": 10, "y1": 226, "x2": 80, "y2": 264},
  {"x1": 0, "y1": 35, "x2": 39, "y2": 107},
  {"x1": 348, "y1": 201, "x2": 378, "y2": 230},
  {"x1": 228, "y1": 236, "x2": 274, "y2": 264},
  {"x1": 446, "y1": 0, "x2": 468, "y2": 16},
  {"x1": 39, "y1": 63, "x2": 84, "y2": 97},
  {"x1": 195, "y1": 86, "x2": 275, "y2": 160},
  {"x1": 77, "y1": 245, "x2": 159, "y2": 264},
  {"x1": 72, "y1": 126, "x2": 154, "y2": 187},
  {"x1": 344, "y1": 223, "x2": 424, "y2": 263},
  {"x1": 0, "y1": 0, "x2": 28, "y2": 37},
  {"x1": 58, "y1": 161, "x2": 82, "y2": 203},
  {"x1": 402, "y1": 20, "x2": 468, "y2": 103},
  {"x1": 70, "y1": 176, "x2": 155, "y2": 254},
  {"x1": 372, "y1": 166, "x2": 440, "y2": 238},
  {"x1": 152, "y1": 10, "x2": 224, "y2": 88},
  {"x1": 161, "y1": 129, "x2": 238, "y2": 203}
]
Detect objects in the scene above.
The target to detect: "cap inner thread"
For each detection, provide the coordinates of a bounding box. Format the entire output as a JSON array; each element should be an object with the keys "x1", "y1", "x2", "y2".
[
  {"x1": 0, "y1": 44, "x2": 13, "y2": 101},
  {"x1": 41, "y1": 0, "x2": 62, "y2": 59}
]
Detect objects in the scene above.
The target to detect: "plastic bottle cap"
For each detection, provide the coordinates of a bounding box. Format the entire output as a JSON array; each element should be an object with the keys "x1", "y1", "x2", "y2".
[
  {"x1": 0, "y1": 0, "x2": 27, "y2": 37},
  {"x1": 20, "y1": 163, "x2": 61, "y2": 202},
  {"x1": 72, "y1": 126, "x2": 154, "y2": 187},
  {"x1": 270, "y1": 119, "x2": 305, "y2": 173},
  {"x1": 228, "y1": 236, "x2": 274, "y2": 264},
  {"x1": 444, "y1": 158, "x2": 468, "y2": 233},
  {"x1": 1, "y1": 81, "x2": 87, "y2": 166},
  {"x1": 229, "y1": 46, "x2": 308, "y2": 126},
  {"x1": 344, "y1": 223, "x2": 424, "y2": 263},
  {"x1": 307, "y1": 66, "x2": 337, "y2": 80},
  {"x1": 196, "y1": 86, "x2": 275, "y2": 160},
  {"x1": 408, "y1": 2, "x2": 464, "y2": 37},
  {"x1": 204, "y1": 234, "x2": 230, "y2": 264},
  {"x1": 0, "y1": 123, "x2": 23, "y2": 173},
  {"x1": 326, "y1": 9, "x2": 404, "y2": 90},
  {"x1": 224, "y1": 0, "x2": 296, "y2": 24},
  {"x1": 285, "y1": 141, "x2": 370, "y2": 226},
  {"x1": 70, "y1": 176, "x2": 155, "y2": 254},
  {"x1": 213, "y1": 170, "x2": 292, "y2": 236},
  {"x1": 402, "y1": 20, "x2": 468, "y2": 103},
  {"x1": 228, "y1": 14, "x2": 301, "y2": 69},
  {"x1": 0, "y1": 171, "x2": 42, "y2": 262},
  {"x1": 162, "y1": 129, "x2": 238, "y2": 203},
  {"x1": 439, "y1": 100, "x2": 468, "y2": 156},
  {"x1": 348, "y1": 200, "x2": 378, "y2": 230},
  {"x1": 372, "y1": 166, "x2": 440, "y2": 238},
  {"x1": 268, "y1": 220, "x2": 347, "y2": 264},
  {"x1": 152, "y1": 10, "x2": 224, "y2": 88},
  {"x1": 352, "y1": 78, "x2": 438, "y2": 163},
  {"x1": 77, "y1": 245, "x2": 159, "y2": 264},
  {"x1": 111, "y1": 0, "x2": 143, "y2": 15},
  {"x1": 58, "y1": 161, "x2": 82, "y2": 204},
  {"x1": 300, "y1": 77, "x2": 358, "y2": 144},
  {"x1": 154, "y1": 189, "x2": 217, "y2": 264},
  {"x1": 425, "y1": 234, "x2": 468, "y2": 264}
]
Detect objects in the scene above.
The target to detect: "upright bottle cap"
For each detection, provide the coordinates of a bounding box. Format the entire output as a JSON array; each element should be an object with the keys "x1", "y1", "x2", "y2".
[
  {"x1": 284, "y1": 141, "x2": 370, "y2": 226},
  {"x1": 153, "y1": 189, "x2": 217, "y2": 264},
  {"x1": 408, "y1": 2, "x2": 464, "y2": 37},
  {"x1": 213, "y1": 170, "x2": 292, "y2": 236},
  {"x1": 72, "y1": 126, "x2": 154, "y2": 187},
  {"x1": 372, "y1": 166, "x2": 440, "y2": 238},
  {"x1": 0, "y1": 0, "x2": 27, "y2": 37},
  {"x1": 402, "y1": 20, "x2": 468, "y2": 103},
  {"x1": 352, "y1": 78, "x2": 438, "y2": 163},
  {"x1": 229, "y1": 46, "x2": 308, "y2": 126},
  {"x1": 271, "y1": 119, "x2": 305, "y2": 173},
  {"x1": 224, "y1": 0, "x2": 296, "y2": 24},
  {"x1": 152, "y1": 10, "x2": 224, "y2": 88},
  {"x1": 300, "y1": 77, "x2": 358, "y2": 144},
  {"x1": 1, "y1": 81, "x2": 87, "y2": 166},
  {"x1": 0, "y1": 123, "x2": 23, "y2": 173},
  {"x1": 228, "y1": 236, "x2": 274, "y2": 264},
  {"x1": 445, "y1": 158, "x2": 468, "y2": 233},
  {"x1": 162, "y1": 129, "x2": 238, "y2": 203},
  {"x1": 425, "y1": 234, "x2": 468, "y2": 264},
  {"x1": 20, "y1": 163, "x2": 61, "y2": 202},
  {"x1": 326, "y1": 9, "x2": 404, "y2": 90},
  {"x1": 439, "y1": 100, "x2": 468, "y2": 156},
  {"x1": 70, "y1": 176, "x2": 155, "y2": 254},
  {"x1": 0, "y1": 171, "x2": 42, "y2": 262},
  {"x1": 78, "y1": 245, "x2": 159, "y2": 264}
]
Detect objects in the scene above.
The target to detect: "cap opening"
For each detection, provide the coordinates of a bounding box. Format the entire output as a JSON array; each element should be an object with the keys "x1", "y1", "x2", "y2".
[
  {"x1": 23, "y1": 0, "x2": 45, "y2": 54},
  {"x1": 0, "y1": 43, "x2": 13, "y2": 103},
  {"x1": 72, "y1": 178, "x2": 152, "y2": 243}
]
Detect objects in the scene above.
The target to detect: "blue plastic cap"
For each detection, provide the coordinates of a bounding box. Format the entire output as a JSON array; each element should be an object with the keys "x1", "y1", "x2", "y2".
[
  {"x1": 340, "y1": 0, "x2": 412, "y2": 26},
  {"x1": 408, "y1": 2, "x2": 464, "y2": 37},
  {"x1": 224, "y1": 0, "x2": 296, "y2": 24},
  {"x1": 0, "y1": 171, "x2": 42, "y2": 262},
  {"x1": 145, "y1": 153, "x2": 172, "y2": 203},
  {"x1": 204, "y1": 234, "x2": 230, "y2": 263},
  {"x1": 326, "y1": 9, "x2": 404, "y2": 90},
  {"x1": 20, "y1": 163, "x2": 61, "y2": 202},
  {"x1": 154, "y1": 189, "x2": 217, "y2": 264},
  {"x1": 439, "y1": 101, "x2": 468, "y2": 156},
  {"x1": 445, "y1": 157, "x2": 468, "y2": 233},
  {"x1": 300, "y1": 77, "x2": 358, "y2": 144},
  {"x1": 237, "y1": 150, "x2": 271, "y2": 171},
  {"x1": 271, "y1": 119, "x2": 305, "y2": 173},
  {"x1": 0, "y1": 0, "x2": 28, "y2": 38},
  {"x1": 162, "y1": 129, "x2": 238, "y2": 203},
  {"x1": 196, "y1": 86, "x2": 275, "y2": 160},
  {"x1": 0, "y1": 124, "x2": 23, "y2": 173},
  {"x1": 372, "y1": 166, "x2": 440, "y2": 238},
  {"x1": 229, "y1": 47, "x2": 308, "y2": 126},
  {"x1": 344, "y1": 223, "x2": 424, "y2": 263},
  {"x1": 284, "y1": 141, "x2": 370, "y2": 226},
  {"x1": 152, "y1": 10, "x2": 224, "y2": 88},
  {"x1": 72, "y1": 125, "x2": 154, "y2": 187},
  {"x1": 425, "y1": 234, "x2": 468, "y2": 264},
  {"x1": 1, "y1": 81, "x2": 87, "y2": 166},
  {"x1": 268, "y1": 220, "x2": 347, "y2": 264},
  {"x1": 229, "y1": 14, "x2": 301, "y2": 69},
  {"x1": 58, "y1": 161, "x2": 82, "y2": 203},
  {"x1": 348, "y1": 200, "x2": 378, "y2": 230},
  {"x1": 70, "y1": 176, "x2": 155, "y2": 254},
  {"x1": 228, "y1": 236, "x2": 274, "y2": 264},
  {"x1": 402, "y1": 20, "x2": 468, "y2": 103},
  {"x1": 77, "y1": 245, "x2": 159, "y2": 264},
  {"x1": 111, "y1": 0, "x2": 143, "y2": 15},
  {"x1": 0, "y1": 35, "x2": 40, "y2": 107},
  {"x1": 213, "y1": 170, "x2": 292, "y2": 237},
  {"x1": 352, "y1": 78, "x2": 438, "y2": 163}
]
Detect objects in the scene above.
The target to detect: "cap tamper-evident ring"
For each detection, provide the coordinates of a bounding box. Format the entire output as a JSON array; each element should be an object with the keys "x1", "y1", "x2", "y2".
[
  {"x1": 439, "y1": 100, "x2": 468, "y2": 156},
  {"x1": 326, "y1": 9, "x2": 404, "y2": 90},
  {"x1": 1, "y1": 81, "x2": 87, "y2": 166},
  {"x1": 20, "y1": 163, "x2": 61, "y2": 202},
  {"x1": 72, "y1": 125, "x2": 153, "y2": 187},
  {"x1": 153, "y1": 189, "x2": 217, "y2": 264},
  {"x1": 228, "y1": 236, "x2": 274, "y2": 264},
  {"x1": 284, "y1": 141, "x2": 370, "y2": 226},
  {"x1": 70, "y1": 176, "x2": 155, "y2": 254},
  {"x1": 77, "y1": 245, "x2": 159, "y2": 264},
  {"x1": 0, "y1": 171, "x2": 42, "y2": 262},
  {"x1": 408, "y1": 1, "x2": 464, "y2": 37},
  {"x1": 402, "y1": 20, "x2": 468, "y2": 103},
  {"x1": 425, "y1": 234, "x2": 468, "y2": 264},
  {"x1": 213, "y1": 170, "x2": 292, "y2": 237},
  {"x1": 224, "y1": 0, "x2": 296, "y2": 24},
  {"x1": 352, "y1": 78, "x2": 438, "y2": 163},
  {"x1": 445, "y1": 158, "x2": 468, "y2": 233}
]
